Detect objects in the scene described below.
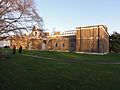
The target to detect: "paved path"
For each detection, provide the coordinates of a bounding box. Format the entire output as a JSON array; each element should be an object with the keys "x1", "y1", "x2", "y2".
[
  {"x1": 23, "y1": 54, "x2": 78, "y2": 63},
  {"x1": 23, "y1": 54, "x2": 120, "y2": 64},
  {"x1": 89, "y1": 62, "x2": 120, "y2": 65}
]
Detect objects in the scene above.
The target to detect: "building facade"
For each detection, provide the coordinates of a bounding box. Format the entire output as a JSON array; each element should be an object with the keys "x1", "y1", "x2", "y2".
[
  {"x1": 10, "y1": 26, "x2": 46, "y2": 50},
  {"x1": 10, "y1": 25, "x2": 109, "y2": 54},
  {"x1": 47, "y1": 30, "x2": 76, "y2": 52},
  {"x1": 76, "y1": 25, "x2": 109, "y2": 53}
]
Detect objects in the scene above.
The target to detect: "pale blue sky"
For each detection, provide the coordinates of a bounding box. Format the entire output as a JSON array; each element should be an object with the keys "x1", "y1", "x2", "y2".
[{"x1": 35, "y1": 0, "x2": 120, "y2": 34}]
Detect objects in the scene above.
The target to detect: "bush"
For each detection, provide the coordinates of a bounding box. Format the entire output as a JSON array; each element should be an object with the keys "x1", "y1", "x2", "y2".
[{"x1": 4, "y1": 46, "x2": 10, "y2": 49}]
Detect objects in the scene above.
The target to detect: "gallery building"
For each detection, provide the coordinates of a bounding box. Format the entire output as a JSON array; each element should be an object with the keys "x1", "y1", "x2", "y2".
[{"x1": 10, "y1": 25, "x2": 109, "y2": 54}]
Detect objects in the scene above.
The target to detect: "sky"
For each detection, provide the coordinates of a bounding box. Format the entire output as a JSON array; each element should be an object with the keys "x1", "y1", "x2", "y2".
[{"x1": 34, "y1": 0, "x2": 120, "y2": 34}]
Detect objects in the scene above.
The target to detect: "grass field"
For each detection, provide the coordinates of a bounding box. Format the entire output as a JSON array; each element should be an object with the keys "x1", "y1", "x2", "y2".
[{"x1": 0, "y1": 49, "x2": 120, "y2": 90}]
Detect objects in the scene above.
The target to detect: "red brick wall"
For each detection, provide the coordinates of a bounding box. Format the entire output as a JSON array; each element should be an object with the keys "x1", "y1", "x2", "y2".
[{"x1": 76, "y1": 25, "x2": 109, "y2": 53}]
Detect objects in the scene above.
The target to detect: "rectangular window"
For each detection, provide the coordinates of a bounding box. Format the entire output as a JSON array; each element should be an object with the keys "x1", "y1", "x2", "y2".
[{"x1": 71, "y1": 43, "x2": 75, "y2": 48}]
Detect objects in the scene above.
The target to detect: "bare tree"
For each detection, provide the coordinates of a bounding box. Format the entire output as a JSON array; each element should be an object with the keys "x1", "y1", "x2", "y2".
[{"x1": 0, "y1": 0, "x2": 43, "y2": 36}]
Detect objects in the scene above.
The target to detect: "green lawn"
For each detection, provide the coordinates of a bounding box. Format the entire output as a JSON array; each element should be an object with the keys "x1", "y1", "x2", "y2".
[
  {"x1": 0, "y1": 49, "x2": 120, "y2": 90},
  {"x1": 23, "y1": 50, "x2": 120, "y2": 62}
]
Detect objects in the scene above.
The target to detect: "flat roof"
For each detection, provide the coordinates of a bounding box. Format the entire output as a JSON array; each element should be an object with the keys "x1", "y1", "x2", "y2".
[{"x1": 76, "y1": 25, "x2": 107, "y2": 29}]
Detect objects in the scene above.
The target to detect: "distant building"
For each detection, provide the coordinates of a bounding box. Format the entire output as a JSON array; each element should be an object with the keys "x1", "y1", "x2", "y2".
[
  {"x1": 10, "y1": 26, "x2": 46, "y2": 50},
  {"x1": 10, "y1": 25, "x2": 109, "y2": 54}
]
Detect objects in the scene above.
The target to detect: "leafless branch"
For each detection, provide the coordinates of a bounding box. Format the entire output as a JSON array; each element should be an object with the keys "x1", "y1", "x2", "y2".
[{"x1": 0, "y1": 0, "x2": 43, "y2": 37}]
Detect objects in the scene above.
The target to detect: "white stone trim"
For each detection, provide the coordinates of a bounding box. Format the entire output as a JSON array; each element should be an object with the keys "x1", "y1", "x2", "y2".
[{"x1": 76, "y1": 52, "x2": 109, "y2": 55}]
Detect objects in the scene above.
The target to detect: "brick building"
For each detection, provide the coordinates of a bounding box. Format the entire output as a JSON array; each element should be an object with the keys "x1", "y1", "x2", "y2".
[
  {"x1": 76, "y1": 25, "x2": 109, "y2": 53},
  {"x1": 47, "y1": 30, "x2": 76, "y2": 52},
  {"x1": 10, "y1": 25, "x2": 109, "y2": 54},
  {"x1": 10, "y1": 26, "x2": 46, "y2": 50}
]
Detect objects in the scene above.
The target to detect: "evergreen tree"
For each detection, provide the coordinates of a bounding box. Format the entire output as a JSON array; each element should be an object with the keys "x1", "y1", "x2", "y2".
[{"x1": 110, "y1": 32, "x2": 120, "y2": 53}]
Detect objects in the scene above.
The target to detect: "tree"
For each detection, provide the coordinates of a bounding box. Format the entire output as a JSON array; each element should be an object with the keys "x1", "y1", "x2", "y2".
[
  {"x1": 110, "y1": 32, "x2": 120, "y2": 53},
  {"x1": 0, "y1": 0, "x2": 43, "y2": 36}
]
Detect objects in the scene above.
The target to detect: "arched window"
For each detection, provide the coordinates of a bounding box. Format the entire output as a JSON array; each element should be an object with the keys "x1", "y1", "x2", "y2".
[
  {"x1": 62, "y1": 43, "x2": 64, "y2": 47},
  {"x1": 55, "y1": 43, "x2": 57, "y2": 47},
  {"x1": 43, "y1": 40, "x2": 46, "y2": 44},
  {"x1": 35, "y1": 32, "x2": 37, "y2": 36}
]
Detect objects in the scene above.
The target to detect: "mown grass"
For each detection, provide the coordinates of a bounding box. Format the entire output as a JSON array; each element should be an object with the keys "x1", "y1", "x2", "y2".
[
  {"x1": 0, "y1": 49, "x2": 120, "y2": 90},
  {"x1": 23, "y1": 50, "x2": 120, "y2": 62}
]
